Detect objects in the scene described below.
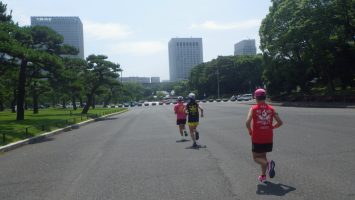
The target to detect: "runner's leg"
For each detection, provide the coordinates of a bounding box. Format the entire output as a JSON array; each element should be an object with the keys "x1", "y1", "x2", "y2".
[
  {"x1": 189, "y1": 125, "x2": 196, "y2": 143},
  {"x1": 253, "y1": 152, "x2": 268, "y2": 176}
]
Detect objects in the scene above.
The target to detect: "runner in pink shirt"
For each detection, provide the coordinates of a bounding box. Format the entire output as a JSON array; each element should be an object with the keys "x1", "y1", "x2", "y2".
[{"x1": 174, "y1": 96, "x2": 188, "y2": 141}]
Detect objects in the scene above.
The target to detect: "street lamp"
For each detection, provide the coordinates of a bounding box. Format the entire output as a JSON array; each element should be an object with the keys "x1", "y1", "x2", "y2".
[{"x1": 217, "y1": 66, "x2": 220, "y2": 99}]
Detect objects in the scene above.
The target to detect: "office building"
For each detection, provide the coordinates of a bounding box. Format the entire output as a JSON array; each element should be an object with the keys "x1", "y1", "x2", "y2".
[
  {"x1": 234, "y1": 39, "x2": 256, "y2": 56},
  {"x1": 168, "y1": 38, "x2": 203, "y2": 81},
  {"x1": 151, "y1": 77, "x2": 160, "y2": 83},
  {"x1": 121, "y1": 77, "x2": 151, "y2": 84},
  {"x1": 31, "y1": 16, "x2": 84, "y2": 59}
]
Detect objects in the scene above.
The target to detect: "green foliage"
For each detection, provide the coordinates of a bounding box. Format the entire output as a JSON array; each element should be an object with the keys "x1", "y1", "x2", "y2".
[
  {"x1": 189, "y1": 55, "x2": 264, "y2": 98},
  {"x1": 260, "y1": 0, "x2": 355, "y2": 96}
]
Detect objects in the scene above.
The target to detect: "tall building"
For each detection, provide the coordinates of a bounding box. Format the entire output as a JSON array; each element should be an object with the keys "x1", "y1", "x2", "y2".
[
  {"x1": 168, "y1": 38, "x2": 203, "y2": 81},
  {"x1": 234, "y1": 39, "x2": 256, "y2": 56},
  {"x1": 31, "y1": 16, "x2": 84, "y2": 59}
]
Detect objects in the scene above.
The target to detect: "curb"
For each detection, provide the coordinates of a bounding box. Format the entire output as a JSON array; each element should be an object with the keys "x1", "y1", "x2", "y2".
[{"x1": 0, "y1": 109, "x2": 129, "y2": 153}]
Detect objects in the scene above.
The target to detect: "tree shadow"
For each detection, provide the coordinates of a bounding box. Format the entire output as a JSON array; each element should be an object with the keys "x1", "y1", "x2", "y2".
[
  {"x1": 256, "y1": 181, "x2": 296, "y2": 196},
  {"x1": 28, "y1": 137, "x2": 55, "y2": 145}
]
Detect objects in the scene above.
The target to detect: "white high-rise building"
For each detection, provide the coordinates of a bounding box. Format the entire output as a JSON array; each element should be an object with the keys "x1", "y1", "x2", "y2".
[
  {"x1": 31, "y1": 16, "x2": 84, "y2": 59},
  {"x1": 234, "y1": 39, "x2": 256, "y2": 56},
  {"x1": 168, "y1": 38, "x2": 203, "y2": 81}
]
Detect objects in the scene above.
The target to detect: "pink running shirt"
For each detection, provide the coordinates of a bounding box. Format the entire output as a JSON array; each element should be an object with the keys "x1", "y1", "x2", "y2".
[{"x1": 174, "y1": 103, "x2": 186, "y2": 120}]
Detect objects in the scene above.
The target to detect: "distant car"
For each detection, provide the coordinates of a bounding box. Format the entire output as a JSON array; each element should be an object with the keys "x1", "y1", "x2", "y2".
[
  {"x1": 123, "y1": 103, "x2": 130, "y2": 107},
  {"x1": 152, "y1": 102, "x2": 157, "y2": 106},
  {"x1": 118, "y1": 104, "x2": 123, "y2": 107},
  {"x1": 159, "y1": 102, "x2": 163, "y2": 105},
  {"x1": 216, "y1": 99, "x2": 222, "y2": 102},
  {"x1": 166, "y1": 102, "x2": 171, "y2": 105},
  {"x1": 144, "y1": 102, "x2": 149, "y2": 106},
  {"x1": 238, "y1": 94, "x2": 253, "y2": 101},
  {"x1": 137, "y1": 103, "x2": 142, "y2": 106},
  {"x1": 222, "y1": 99, "x2": 229, "y2": 102},
  {"x1": 208, "y1": 99, "x2": 214, "y2": 102},
  {"x1": 172, "y1": 100, "x2": 177, "y2": 104},
  {"x1": 201, "y1": 99, "x2": 207, "y2": 103}
]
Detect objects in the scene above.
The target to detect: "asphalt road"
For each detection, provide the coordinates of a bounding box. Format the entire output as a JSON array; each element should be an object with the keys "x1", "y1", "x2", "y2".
[{"x1": 0, "y1": 102, "x2": 354, "y2": 200}]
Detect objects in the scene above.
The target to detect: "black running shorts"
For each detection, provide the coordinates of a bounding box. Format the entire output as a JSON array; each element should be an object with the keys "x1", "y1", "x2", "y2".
[
  {"x1": 252, "y1": 143, "x2": 273, "y2": 153},
  {"x1": 176, "y1": 119, "x2": 187, "y2": 125}
]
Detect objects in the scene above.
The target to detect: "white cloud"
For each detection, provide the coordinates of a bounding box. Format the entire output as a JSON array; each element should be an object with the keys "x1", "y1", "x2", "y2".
[
  {"x1": 107, "y1": 41, "x2": 166, "y2": 55},
  {"x1": 83, "y1": 20, "x2": 132, "y2": 40},
  {"x1": 190, "y1": 19, "x2": 261, "y2": 31}
]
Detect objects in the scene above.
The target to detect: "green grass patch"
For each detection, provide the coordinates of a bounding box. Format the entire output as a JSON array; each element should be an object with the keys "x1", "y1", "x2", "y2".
[{"x1": 0, "y1": 108, "x2": 127, "y2": 146}]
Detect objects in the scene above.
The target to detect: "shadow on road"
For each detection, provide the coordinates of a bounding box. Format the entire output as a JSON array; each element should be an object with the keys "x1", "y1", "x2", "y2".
[
  {"x1": 185, "y1": 144, "x2": 207, "y2": 150},
  {"x1": 176, "y1": 139, "x2": 190, "y2": 143},
  {"x1": 256, "y1": 181, "x2": 296, "y2": 196},
  {"x1": 28, "y1": 137, "x2": 55, "y2": 145}
]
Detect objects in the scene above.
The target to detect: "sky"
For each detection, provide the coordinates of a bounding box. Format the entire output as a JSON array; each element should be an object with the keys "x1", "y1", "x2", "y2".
[{"x1": 3, "y1": 0, "x2": 272, "y2": 81}]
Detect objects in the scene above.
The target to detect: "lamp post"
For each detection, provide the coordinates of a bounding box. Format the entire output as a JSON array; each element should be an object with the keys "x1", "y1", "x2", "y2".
[{"x1": 217, "y1": 66, "x2": 220, "y2": 99}]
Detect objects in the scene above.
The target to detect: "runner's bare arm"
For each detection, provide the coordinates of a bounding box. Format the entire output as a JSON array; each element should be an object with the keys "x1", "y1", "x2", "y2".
[
  {"x1": 245, "y1": 108, "x2": 253, "y2": 135},
  {"x1": 199, "y1": 105, "x2": 204, "y2": 118},
  {"x1": 273, "y1": 112, "x2": 283, "y2": 129}
]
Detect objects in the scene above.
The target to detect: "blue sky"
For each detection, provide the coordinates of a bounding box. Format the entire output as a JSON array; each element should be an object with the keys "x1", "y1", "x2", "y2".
[{"x1": 4, "y1": 0, "x2": 271, "y2": 80}]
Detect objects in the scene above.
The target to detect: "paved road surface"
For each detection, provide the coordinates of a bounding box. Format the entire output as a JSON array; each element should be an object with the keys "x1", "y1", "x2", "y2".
[{"x1": 0, "y1": 102, "x2": 354, "y2": 200}]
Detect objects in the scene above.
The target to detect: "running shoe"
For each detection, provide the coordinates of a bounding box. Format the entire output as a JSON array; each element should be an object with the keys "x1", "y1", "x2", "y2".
[
  {"x1": 258, "y1": 175, "x2": 267, "y2": 182},
  {"x1": 184, "y1": 130, "x2": 188, "y2": 137},
  {"x1": 195, "y1": 131, "x2": 199, "y2": 140},
  {"x1": 192, "y1": 142, "x2": 198, "y2": 148},
  {"x1": 268, "y1": 160, "x2": 276, "y2": 178}
]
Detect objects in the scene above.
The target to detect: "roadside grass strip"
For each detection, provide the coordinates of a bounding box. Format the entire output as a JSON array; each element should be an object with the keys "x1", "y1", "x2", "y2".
[{"x1": 0, "y1": 108, "x2": 127, "y2": 146}]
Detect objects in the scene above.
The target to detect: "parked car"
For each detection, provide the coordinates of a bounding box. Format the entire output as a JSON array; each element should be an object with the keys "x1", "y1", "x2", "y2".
[
  {"x1": 159, "y1": 101, "x2": 164, "y2": 105},
  {"x1": 137, "y1": 103, "x2": 142, "y2": 106},
  {"x1": 123, "y1": 103, "x2": 130, "y2": 107},
  {"x1": 144, "y1": 102, "x2": 149, "y2": 106},
  {"x1": 152, "y1": 102, "x2": 157, "y2": 106},
  {"x1": 216, "y1": 99, "x2": 222, "y2": 102},
  {"x1": 201, "y1": 99, "x2": 207, "y2": 103},
  {"x1": 208, "y1": 99, "x2": 214, "y2": 102},
  {"x1": 238, "y1": 94, "x2": 253, "y2": 101},
  {"x1": 222, "y1": 98, "x2": 229, "y2": 102}
]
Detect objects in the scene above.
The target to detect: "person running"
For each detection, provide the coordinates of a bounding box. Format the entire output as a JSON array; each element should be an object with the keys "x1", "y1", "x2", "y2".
[
  {"x1": 246, "y1": 88, "x2": 283, "y2": 182},
  {"x1": 186, "y1": 93, "x2": 204, "y2": 148},
  {"x1": 174, "y1": 96, "x2": 188, "y2": 140}
]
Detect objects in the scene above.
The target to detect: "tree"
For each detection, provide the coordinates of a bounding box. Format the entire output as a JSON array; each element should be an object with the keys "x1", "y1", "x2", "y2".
[
  {"x1": 81, "y1": 55, "x2": 121, "y2": 114},
  {"x1": 260, "y1": 0, "x2": 355, "y2": 96},
  {"x1": 189, "y1": 55, "x2": 264, "y2": 98}
]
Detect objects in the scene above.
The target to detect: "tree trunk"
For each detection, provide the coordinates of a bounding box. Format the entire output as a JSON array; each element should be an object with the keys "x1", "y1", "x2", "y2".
[
  {"x1": 11, "y1": 88, "x2": 16, "y2": 113},
  {"x1": 62, "y1": 100, "x2": 66, "y2": 109},
  {"x1": 16, "y1": 59, "x2": 27, "y2": 121},
  {"x1": 79, "y1": 97, "x2": 83, "y2": 108},
  {"x1": 0, "y1": 99, "x2": 4, "y2": 111},
  {"x1": 82, "y1": 94, "x2": 93, "y2": 114},
  {"x1": 33, "y1": 82, "x2": 39, "y2": 114},
  {"x1": 33, "y1": 93, "x2": 39, "y2": 114},
  {"x1": 72, "y1": 95, "x2": 77, "y2": 110},
  {"x1": 92, "y1": 95, "x2": 96, "y2": 109}
]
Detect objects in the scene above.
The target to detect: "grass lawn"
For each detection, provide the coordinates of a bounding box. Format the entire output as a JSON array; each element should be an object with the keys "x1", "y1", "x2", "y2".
[{"x1": 0, "y1": 107, "x2": 127, "y2": 146}]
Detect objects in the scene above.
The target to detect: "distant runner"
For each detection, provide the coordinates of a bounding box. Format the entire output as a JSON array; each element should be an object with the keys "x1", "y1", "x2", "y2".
[
  {"x1": 186, "y1": 93, "x2": 204, "y2": 148},
  {"x1": 174, "y1": 96, "x2": 188, "y2": 141},
  {"x1": 246, "y1": 88, "x2": 283, "y2": 182}
]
